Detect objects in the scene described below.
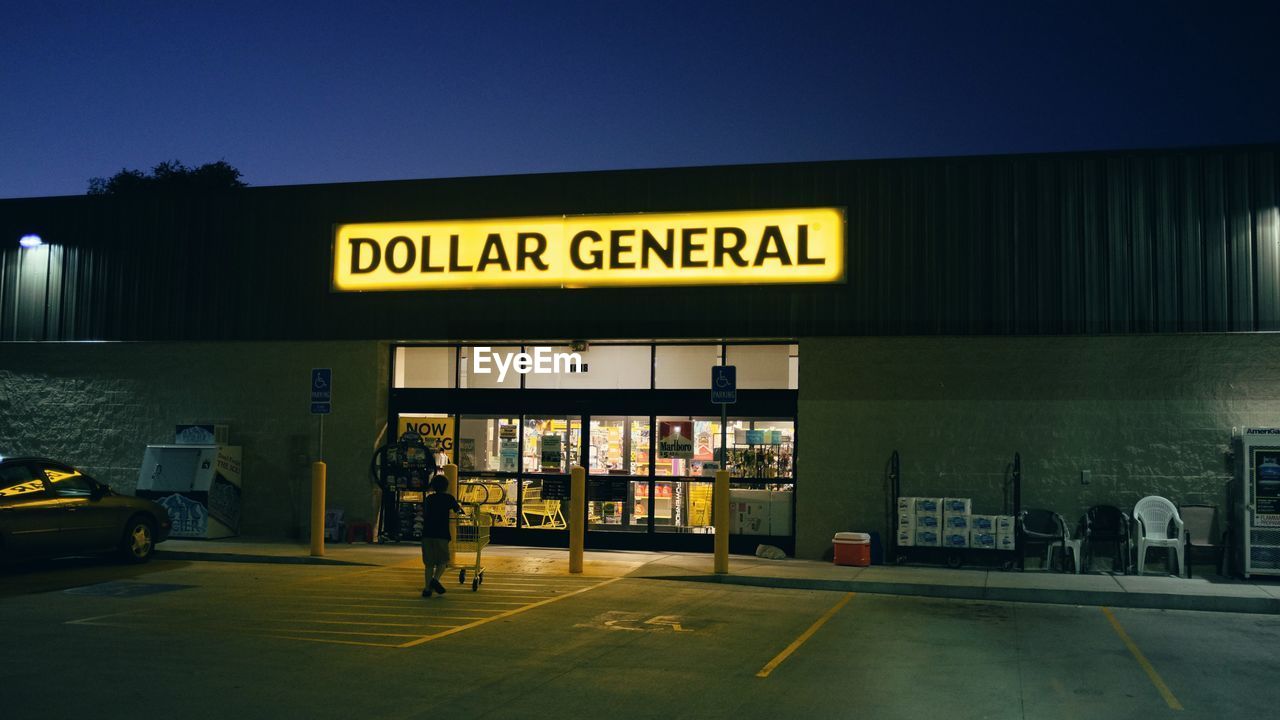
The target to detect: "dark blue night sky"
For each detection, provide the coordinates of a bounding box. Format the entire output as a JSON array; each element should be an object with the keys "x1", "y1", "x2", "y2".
[{"x1": 2, "y1": 0, "x2": 1277, "y2": 198}]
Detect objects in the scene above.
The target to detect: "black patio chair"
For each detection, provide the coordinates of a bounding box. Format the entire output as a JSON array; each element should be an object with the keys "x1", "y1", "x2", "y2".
[
  {"x1": 1018, "y1": 508, "x2": 1077, "y2": 572},
  {"x1": 1081, "y1": 505, "x2": 1130, "y2": 574}
]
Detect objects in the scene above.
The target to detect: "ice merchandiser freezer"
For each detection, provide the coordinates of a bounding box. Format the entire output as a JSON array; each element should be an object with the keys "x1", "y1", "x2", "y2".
[
  {"x1": 1235, "y1": 429, "x2": 1280, "y2": 578},
  {"x1": 135, "y1": 444, "x2": 243, "y2": 538}
]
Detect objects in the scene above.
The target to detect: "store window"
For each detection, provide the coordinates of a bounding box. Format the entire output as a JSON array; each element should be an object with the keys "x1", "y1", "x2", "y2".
[
  {"x1": 726, "y1": 418, "x2": 795, "y2": 538},
  {"x1": 394, "y1": 346, "x2": 455, "y2": 388},
  {"x1": 653, "y1": 416, "x2": 727, "y2": 478},
  {"x1": 586, "y1": 416, "x2": 650, "y2": 533},
  {"x1": 458, "y1": 346, "x2": 522, "y2": 389},
  {"x1": 653, "y1": 480, "x2": 715, "y2": 534},
  {"x1": 525, "y1": 345, "x2": 650, "y2": 390},
  {"x1": 788, "y1": 344, "x2": 799, "y2": 390},
  {"x1": 726, "y1": 344, "x2": 791, "y2": 389},
  {"x1": 457, "y1": 416, "x2": 520, "y2": 473},
  {"x1": 728, "y1": 419, "x2": 795, "y2": 480},
  {"x1": 519, "y1": 416, "x2": 579, "y2": 530},
  {"x1": 456, "y1": 415, "x2": 520, "y2": 527},
  {"x1": 654, "y1": 345, "x2": 720, "y2": 389},
  {"x1": 396, "y1": 413, "x2": 455, "y2": 463}
]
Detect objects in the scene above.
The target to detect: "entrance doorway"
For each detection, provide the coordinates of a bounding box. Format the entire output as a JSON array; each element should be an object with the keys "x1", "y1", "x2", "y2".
[{"x1": 389, "y1": 342, "x2": 798, "y2": 554}]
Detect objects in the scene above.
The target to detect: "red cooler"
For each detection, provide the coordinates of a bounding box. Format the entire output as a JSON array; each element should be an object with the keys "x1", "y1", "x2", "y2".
[{"x1": 833, "y1": 532, "x2": 871, "y2": 566}]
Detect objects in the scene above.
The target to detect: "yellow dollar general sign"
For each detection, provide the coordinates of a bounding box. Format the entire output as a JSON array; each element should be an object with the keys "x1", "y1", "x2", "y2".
[{"x1": 332, "y1": 208, "x2": 845, "y2": 291}]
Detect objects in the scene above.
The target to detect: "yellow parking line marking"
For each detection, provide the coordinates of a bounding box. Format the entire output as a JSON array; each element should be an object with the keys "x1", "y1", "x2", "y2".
[
  {"x1": 303, "y1": 619, "x2": 469, "y2": 629},
  {"x1": 756, "y1": 592, "x2": 855, "y2": 679},
  {"x1": 281, "y1": 628, "x2": 423, "y2": 638},
  {"x1": 257, "y1": 594, "x2": 439, "y2": 603},
  {"x1": 398, "y1": 577, "x2": 621, "y2": 648},
  {"x1": 288, "y1": 610, "x2": 495, "y2": 620},
  {"x1": 263, "y1": 593, "x2": 450, "y2": 601},
  {"x1": 434, "y1": 599, "x2": 535, "y2": 605},
  {"x1": 267, "y1": 635, "x2": 402, "y2": 648},
  {"x1": 296, "y1": 566, "x2": 387, "y2": 586},
  {"x1": 1101, "y1": 607, "x2": 1183, "y2": 711}
]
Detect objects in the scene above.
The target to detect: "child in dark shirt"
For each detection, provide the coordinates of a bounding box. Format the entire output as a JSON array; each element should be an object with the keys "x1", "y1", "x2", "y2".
[{"x1": 421, "y1": 474, "x2": 463, "y2": 597}]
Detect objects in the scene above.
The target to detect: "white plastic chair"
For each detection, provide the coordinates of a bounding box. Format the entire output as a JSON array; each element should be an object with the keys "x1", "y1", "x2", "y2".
[
  {"x1": 1053, "y1": 523, "x2": 1084, "y2": 575},
  {"x1": 1133, "y1": 496, "x2": 1185, "y2": 576}
]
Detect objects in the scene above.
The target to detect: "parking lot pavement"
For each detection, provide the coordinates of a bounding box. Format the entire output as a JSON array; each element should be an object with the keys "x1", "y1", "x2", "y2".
[{"x1": 3, "y1": 558, "x2": 1280, "y2": 719}]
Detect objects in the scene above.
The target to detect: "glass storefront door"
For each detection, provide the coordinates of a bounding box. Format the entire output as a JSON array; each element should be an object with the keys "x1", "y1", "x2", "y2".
[
  {"x1": 519, "y1": 416, "x2": 579, "y2": 529},
  {"x1": 586, "y1": 416, "x2": 649, "y2": 533},
  {"x1": 456, "y1": 415, "x2": 520, "y2": 527}
]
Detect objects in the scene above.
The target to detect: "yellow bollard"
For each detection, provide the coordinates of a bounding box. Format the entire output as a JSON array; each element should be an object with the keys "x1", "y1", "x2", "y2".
[
  {"x1": 569, "y1": 466, "x2": 585, "y2": 573},
  {"x1": 443, "y1": 463, "x2": 458, "y2": 566},
  {"x1": 714, "y1": 469, "x2": 729, "y2": 573},
  {"x1": 310, "y1": 461, "x2": 327, "y2": 557}
]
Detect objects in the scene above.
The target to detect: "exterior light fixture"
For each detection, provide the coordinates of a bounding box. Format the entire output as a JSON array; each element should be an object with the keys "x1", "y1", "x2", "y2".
[{"x1": 18, "y1": 234, "x2": 43, "y2": 248}]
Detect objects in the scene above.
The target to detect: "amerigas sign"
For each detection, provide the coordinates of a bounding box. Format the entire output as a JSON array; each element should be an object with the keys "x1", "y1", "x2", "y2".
[{"x1": 332, "y1": 208, "x2": 845, "y2": 291}]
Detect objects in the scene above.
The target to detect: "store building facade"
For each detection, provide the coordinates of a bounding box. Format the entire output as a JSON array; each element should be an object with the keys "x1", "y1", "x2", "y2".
[{"x1": 1, "y1": 145, "x2": 1277, "y2": 559}]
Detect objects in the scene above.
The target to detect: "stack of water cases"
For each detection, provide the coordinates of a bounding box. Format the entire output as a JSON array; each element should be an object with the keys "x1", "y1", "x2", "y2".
[
  {"x1": 897, "y1": 497, "x2": 1015, "y2": 553},
  {"x1": 941, "y1": 498, "x2": 971, "y2": 548},
  {"x1": 896, "y1": 497, "x2": 941, "y2": 547}
]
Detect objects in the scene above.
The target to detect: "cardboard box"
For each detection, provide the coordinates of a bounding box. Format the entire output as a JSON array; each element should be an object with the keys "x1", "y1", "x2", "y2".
[
  {"x1": 970, "y1": 530, "x2": 997, "y2": 550},
  {"x1": 995, "y1": 515, "x2": 1016, "y2": 533},
  {"x1": 914, "y1": 513, "x2": 940, "y2": 529},
  {"x1": 896, "y1": 528, "x2": 915, "y2": 547},
  {"x1": 942, "y1": 530, "x2": 969, "y2": 548},
  {"x1": 915, "y1": 529, "x2": 941, "y2": 547},
  {"x1": 996, "y1": 534, "x2": 1016, "y2": 551},
  {"x1": 942, "y1": 498, "x2": 971, "y2": 515},
  {"x1": 897, "y1": 497, "x2": 915, "y2": 514},
  {"x1": 896, "y1": 512, "x2": 915, "y2": 529},
  {"x1": 914, "y1": 497, "x2": 941, "y2": 514},
  {"x1": 970, "y1": 514, "x2": 996, "y2": 531},
  {"x1": 943, "y1": 514, "x2": 970, "y2": 530}
]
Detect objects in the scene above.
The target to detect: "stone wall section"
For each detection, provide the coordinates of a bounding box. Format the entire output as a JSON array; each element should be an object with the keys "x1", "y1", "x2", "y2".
[
  {"x1": 797, "y1": 334, "x2": 1280, "y2": 558},
  {"x1": 0, "y1": 341, "x2": 386, "y2": 538}
]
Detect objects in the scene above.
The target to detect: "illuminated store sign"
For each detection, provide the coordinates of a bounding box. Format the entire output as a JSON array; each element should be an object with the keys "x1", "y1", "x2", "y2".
[{"x1": 332, "y1": 208, "x2": 844, "y2": 291}]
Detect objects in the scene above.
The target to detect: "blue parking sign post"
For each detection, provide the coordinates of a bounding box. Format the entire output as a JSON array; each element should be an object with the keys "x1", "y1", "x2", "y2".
[
  {"x1": 711, "y1": 366, "x2": 736, "y2": 404},
  {"x1": 311, "y1": 368, "x2": 332, "y2": 461},
  {"x1": 712, "y1": 365, "x2": 736, "y2": 476},
  {"x1": 311, "y1": 368, "x2": 332, "y2": 414}
]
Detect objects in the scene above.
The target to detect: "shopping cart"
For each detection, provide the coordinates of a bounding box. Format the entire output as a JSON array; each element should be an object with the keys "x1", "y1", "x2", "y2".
[{"x1": 451, "y1": 509, "x2": 493, "y2": 591}]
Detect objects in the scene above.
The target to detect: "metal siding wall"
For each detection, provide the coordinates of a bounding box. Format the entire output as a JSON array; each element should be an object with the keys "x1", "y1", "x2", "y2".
[{"x1": 1, "y1": 146, "x2": 1278, "y2": 341}]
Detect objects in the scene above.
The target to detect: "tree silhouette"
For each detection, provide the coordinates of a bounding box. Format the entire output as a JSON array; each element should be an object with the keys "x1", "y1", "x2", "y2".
[{"x1": 88, "y1": 160, "x2": 247, "y2": 195}]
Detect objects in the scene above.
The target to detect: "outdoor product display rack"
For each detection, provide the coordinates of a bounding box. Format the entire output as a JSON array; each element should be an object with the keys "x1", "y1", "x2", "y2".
[
  {"x1": 886, "y1": 450, "x2": 1022, "y2": 570},
  {"x1": 371, "y1": 432, "x2": 438, "y2": 543}
]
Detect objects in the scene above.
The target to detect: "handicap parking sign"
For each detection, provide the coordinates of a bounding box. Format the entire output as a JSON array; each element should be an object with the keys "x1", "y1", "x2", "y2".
[
  {"x1": 711, "y1": 365, "x2": 736, "y2": 404},
  {"x1": 311, "y1": 368, "x2": 332, "y2": 414}
]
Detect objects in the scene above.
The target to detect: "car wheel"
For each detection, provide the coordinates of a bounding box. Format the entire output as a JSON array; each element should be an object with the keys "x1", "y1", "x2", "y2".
[{"x1": 119, "y1": 516, "x2": 156, "y2": 563}]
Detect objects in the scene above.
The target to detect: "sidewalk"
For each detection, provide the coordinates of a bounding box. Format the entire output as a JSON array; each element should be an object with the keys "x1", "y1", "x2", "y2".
[{"x1": 156, "y1": 538, "x2": 1280, "y2": 615}]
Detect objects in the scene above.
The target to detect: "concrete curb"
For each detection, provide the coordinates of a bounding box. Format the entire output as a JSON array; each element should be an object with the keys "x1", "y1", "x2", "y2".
[
  {"x1": 644, "y1": 574, "x2": 1280, "y2": 615},
  {"x1": 157, "y1": 550, "x2": 372, "y2": 567}
]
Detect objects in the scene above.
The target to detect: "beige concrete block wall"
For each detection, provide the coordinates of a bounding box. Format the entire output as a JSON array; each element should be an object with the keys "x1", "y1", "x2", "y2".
[
  {"x1": 797, "y1": 334, "x2": 1280, "y2": 559},
  {"x1": 0, "y1": 341, "x2": 388, "y2": 538}
]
